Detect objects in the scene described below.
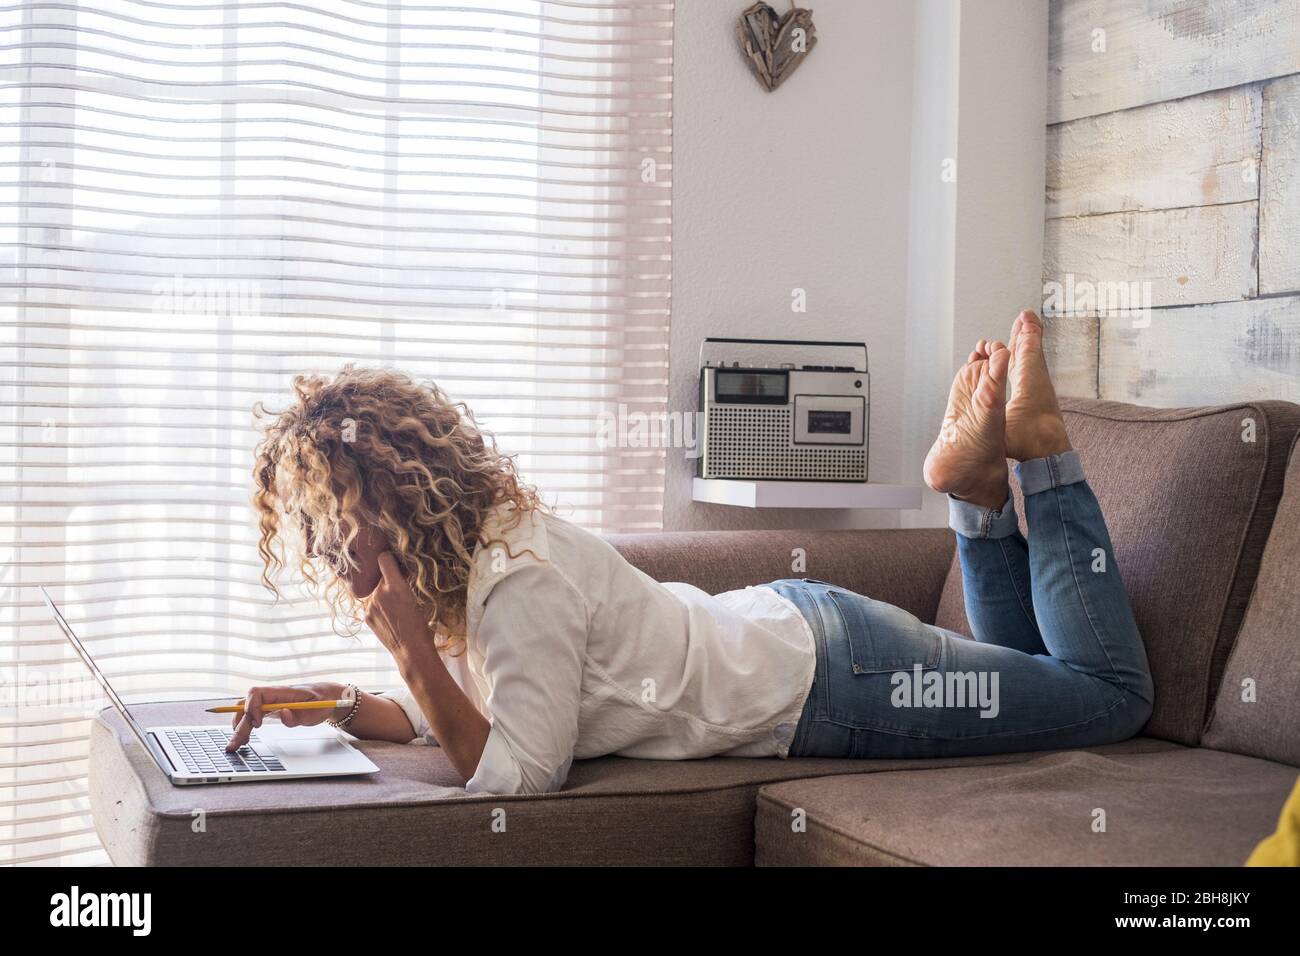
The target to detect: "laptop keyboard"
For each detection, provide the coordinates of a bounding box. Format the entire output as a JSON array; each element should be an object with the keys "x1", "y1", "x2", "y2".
[{"x1": 165, "y1": 728, "x2": 285, "y2": 775}]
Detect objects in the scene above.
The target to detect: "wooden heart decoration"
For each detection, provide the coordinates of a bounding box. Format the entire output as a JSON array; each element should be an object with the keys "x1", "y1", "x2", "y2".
[{"x1": 735, "y1": 2, "x2": 818, "y2": 92}]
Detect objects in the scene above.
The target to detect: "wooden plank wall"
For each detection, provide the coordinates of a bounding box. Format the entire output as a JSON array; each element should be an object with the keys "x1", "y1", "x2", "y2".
[{"x1": 1043, "y1": 0, "x2": 1300, "y2": 405}]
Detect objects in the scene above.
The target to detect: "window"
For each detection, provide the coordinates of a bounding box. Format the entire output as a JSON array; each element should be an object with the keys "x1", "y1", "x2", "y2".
[{"x1": 0, "y1": 0, "x2": 672, "y2": 865}]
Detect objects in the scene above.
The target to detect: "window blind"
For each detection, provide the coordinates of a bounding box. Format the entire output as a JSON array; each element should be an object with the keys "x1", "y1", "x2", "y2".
[{"x1": 0, "y1": 0, "x2": 672, "y2": 865}]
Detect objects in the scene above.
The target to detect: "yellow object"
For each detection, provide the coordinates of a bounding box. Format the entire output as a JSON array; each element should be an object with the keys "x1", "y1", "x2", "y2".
[
  {"x1": 204, "y1": 699, "x2": 347, "y2": 714},
  {"x1": 1246, "y1": 773, "x2": 1300, "y2": 866}
]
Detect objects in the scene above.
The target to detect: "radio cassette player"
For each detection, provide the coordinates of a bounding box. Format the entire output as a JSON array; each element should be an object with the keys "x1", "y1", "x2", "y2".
[{"x1": 698, "y1": 337, "x2": 869, "y2": 482}]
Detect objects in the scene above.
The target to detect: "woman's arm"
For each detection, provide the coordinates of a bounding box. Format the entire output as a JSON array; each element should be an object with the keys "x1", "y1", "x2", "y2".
[
  {"x1": 457, "y1": 561, "x2": 587, "y2": 795},
  {"x1": 363, "y1": 553, "x2": 491, "y2": 783},
  {"x1": 225, "y1": 682, "x2": 420, "y2": 750},
  {"x1": 386, "y1": 639, "x2": 491, "y2": 782},
  {"x1": 339, "y1": 689, "x2": 422, "y2": 743}
]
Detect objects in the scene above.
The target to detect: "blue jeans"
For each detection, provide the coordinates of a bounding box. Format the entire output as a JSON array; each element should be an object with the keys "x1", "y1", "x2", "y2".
[{"x1": 778, "y1": 451, "x2": 1154, "y2": 759}]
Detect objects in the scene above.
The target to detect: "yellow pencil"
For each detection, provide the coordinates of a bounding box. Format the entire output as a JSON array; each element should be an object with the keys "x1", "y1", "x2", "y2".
[{"x1": 205, "y1": 699, "x2": 350, "y2": 714}]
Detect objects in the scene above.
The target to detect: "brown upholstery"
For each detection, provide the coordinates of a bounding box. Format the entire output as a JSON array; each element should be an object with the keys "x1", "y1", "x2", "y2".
[
  {"x1": 89, "y1": 700, "x2": 1175, "y2": 866},
  {"x1": 1203, "y1": 435, "x2": 1300, "y2": 767},
  {"x1": 607, "y1": 527, "x2": 954, "y2": 625},
  {"x1": 934, "y1": 399, "x2": 1300, "y2": 746},
  {"x1": 755, "y1": 748, "x2": 1299, "y2": 866}
]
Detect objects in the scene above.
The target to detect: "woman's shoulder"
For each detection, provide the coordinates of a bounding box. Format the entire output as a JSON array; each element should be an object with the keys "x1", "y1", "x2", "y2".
[
  {"x1": 469, "y1": 502, "x2": 550, "y2": 587},
  {"x1": 465, "y1": 504, "x2": 607, "y2": 633},
  {"x1": 466, "y1": 505, "x2": 618, "y2": 603},
  {"x1": 478, "y1": 501, "x2": 614, "y2": 560}
]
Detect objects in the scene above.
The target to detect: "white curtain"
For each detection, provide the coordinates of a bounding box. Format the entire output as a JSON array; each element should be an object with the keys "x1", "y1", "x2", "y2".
[{"x1": 0, "y1": 0, "x2": 672, "y2": 865}]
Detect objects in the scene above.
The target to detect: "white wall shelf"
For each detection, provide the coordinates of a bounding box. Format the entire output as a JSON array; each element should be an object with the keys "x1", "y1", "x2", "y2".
[{"x1": 692, "y1": 478, "x2": 923, "y2": 510}]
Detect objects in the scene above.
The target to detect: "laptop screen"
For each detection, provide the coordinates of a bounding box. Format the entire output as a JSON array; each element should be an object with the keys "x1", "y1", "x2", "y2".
[{"x1": 40, "y1": 587, "x2": 163, "y2": 765}]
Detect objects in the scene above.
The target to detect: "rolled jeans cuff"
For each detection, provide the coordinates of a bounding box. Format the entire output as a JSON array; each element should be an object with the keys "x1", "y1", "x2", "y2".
[
  {"x1": 948, "y1": 492, "x2": 1018, "y2": 540},
  {"x1": 1014, "y1": 449, "x2": 1086, "y2": 496}
]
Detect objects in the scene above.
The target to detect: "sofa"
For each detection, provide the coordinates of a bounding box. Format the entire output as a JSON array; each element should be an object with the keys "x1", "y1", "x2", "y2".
[{"x1": 88, "y1": 398, "x2": 1300, "y2": 866}]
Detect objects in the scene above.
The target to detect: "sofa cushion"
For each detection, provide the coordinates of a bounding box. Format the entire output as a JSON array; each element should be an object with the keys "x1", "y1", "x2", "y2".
[
  {"x1": 754, "y1": 747, "x2": 1298, "y2": 866},
  {"x1": 89, "y1": 700, "x2": 1177, "y2": 866},
  {"x1": 1203, "y1": 435, "x2": 1300, "y2": 766},
  {"x1": 933, "y1": 398, "x2": 1300, "y2": 746},
  {"x1": 607, "y1": 527, "x2": 954, "y2": 625}
]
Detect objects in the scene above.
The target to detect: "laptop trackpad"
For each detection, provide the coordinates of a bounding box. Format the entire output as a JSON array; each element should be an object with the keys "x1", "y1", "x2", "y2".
[{"x1": 271, "y1": 738, "x2": 342, "y2": 760}]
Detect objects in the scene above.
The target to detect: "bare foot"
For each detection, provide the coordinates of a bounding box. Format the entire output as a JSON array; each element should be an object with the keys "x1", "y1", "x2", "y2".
[
  {"x1": 1005, "y1": 310, "x2": 1072, "y2": 462},
  {"x1": 923, "y1": 343, "x2": 1011, "y2": 510}
]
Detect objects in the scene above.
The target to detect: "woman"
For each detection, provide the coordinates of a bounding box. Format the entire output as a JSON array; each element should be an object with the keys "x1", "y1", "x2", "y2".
[{"x1": 229, "y1": 310, "x2": 1154, "y2": 794}]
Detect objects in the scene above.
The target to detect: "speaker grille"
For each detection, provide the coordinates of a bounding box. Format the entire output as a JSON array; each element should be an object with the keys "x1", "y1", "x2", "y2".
[{"x1": 703, "y1": 406, "x2": 866, "y2": 481}]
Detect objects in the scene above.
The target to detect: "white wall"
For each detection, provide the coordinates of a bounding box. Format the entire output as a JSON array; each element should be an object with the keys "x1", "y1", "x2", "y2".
[
  {"x1": 900, "y1": 0, "x2": 961, "y2": 530},
  {"x1": 666, "y1": 0, "x2": 1047, "y2": 532},
  {"x1": 903, "y1": 0, "x2": 1049, "y2": 528}
]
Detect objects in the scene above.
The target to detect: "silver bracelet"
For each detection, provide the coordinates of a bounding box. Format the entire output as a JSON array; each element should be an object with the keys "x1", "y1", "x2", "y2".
[{"x1": 328, "y1": 683, "x2": 361, "y2": 728}]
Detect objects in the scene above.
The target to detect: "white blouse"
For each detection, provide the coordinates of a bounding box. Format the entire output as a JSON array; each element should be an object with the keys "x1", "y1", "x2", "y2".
[{"x1": 387, "y1": 505, "x2": 817, "y2": 795}]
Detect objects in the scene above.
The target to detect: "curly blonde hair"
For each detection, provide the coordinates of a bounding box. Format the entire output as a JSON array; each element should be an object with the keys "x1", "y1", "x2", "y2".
[{"x1": 251, "y1": 365, "x2": 543, "y2": 651}]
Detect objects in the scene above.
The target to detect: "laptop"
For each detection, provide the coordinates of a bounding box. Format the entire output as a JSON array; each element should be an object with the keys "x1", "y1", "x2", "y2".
[{"x1": 42, "y1": 587, "x2": 379, "y2": 786}]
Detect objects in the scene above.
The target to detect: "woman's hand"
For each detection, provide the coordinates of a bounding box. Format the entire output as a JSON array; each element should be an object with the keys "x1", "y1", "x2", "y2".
[
  {"x1": 225, "y1": 681, "x2": 346, "y2": 752},
  {"x1": 362, "y1": 552, "x2": 436, "y2": 662}
]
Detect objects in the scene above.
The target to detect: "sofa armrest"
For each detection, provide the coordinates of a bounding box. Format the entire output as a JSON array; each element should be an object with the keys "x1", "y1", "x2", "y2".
[{"x1": 604, "y1": 527, "x2": 956, "y2": 625}]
